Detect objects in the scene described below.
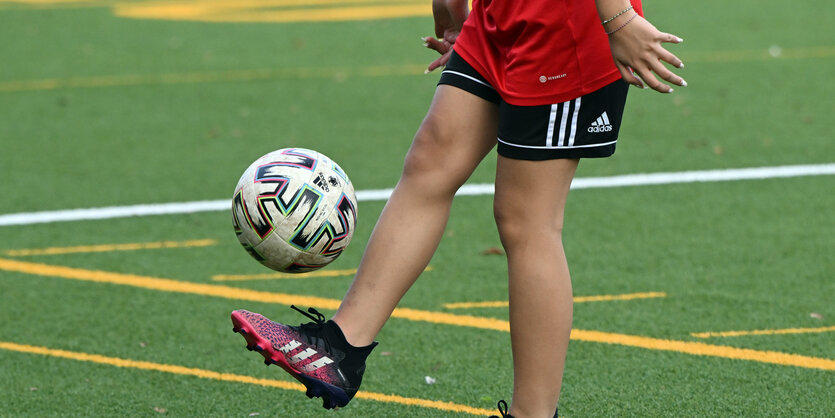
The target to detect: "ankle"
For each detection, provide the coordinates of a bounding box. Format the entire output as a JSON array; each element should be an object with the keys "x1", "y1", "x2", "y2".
[
  {"x1": 327, "y1": 319, "x2": 377, "y2": 351},
  {"x1": 331, "y1": 317, "x2": 377, "y2": 348},
  {"x1": 507, "y1": 406, "x2": 559, "y2": 418}
]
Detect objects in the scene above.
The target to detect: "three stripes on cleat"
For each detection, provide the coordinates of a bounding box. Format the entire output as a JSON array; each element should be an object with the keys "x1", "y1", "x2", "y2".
[{"x1": 232, "y1": 326, "x2": 340, "y2": 409}]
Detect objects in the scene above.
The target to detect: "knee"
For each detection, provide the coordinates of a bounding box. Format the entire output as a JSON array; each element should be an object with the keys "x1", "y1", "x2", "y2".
[
  {"x1": 493, "y1": 202, "x2": 524, "y2": 247},
  {"x1": 400, "y1": 119, "x2": 466, "y2": 194},
  {"x1": 402, "y1": 118, "x2": 445, "y2": 176},
  {"x1": 494, "y1": 200, "x2": 564, "y2": 249},
  {"x1": 401, "y1": 133, "x2": 436, "y2": 180}
]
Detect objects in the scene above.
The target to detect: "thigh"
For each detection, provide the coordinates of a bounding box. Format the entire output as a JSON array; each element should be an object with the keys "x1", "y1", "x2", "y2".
[
  {"x1": 494, "y1": 156, "x2": 579, "y2": 232},
  {"x1": 402, "y1": 84, "x2": 499, "y2": 189}
]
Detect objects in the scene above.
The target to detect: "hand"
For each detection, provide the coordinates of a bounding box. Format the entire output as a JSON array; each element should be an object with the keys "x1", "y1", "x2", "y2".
[
  {"x1": 607, "y1": 15, "x2": 686, "y2": 93},
  {"x1": 424, "y1": 0, "x2": 468, "y2": 73}
]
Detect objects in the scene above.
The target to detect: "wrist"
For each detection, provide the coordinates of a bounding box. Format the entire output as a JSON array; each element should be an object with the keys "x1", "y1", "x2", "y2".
[
  {"x1": 604, "y1": 11, "x2": 639, "y2": 36},
  {"x1": 595, "y1": 0, "x2": 633, "y2": 20},
  {"x1": 601, "y1": 5, "x2": 633, "y2": 25}
]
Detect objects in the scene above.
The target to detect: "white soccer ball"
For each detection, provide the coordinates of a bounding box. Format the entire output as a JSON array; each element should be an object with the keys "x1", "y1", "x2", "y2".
[{"x1": 231, "y1": 148, "x2": 358, "y2": 273}]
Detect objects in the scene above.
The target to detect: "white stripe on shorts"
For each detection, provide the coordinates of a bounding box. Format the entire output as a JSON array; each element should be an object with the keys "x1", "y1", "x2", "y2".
[
  {"x1": 441, "y1": 70, "x2": 495, "y2": 90},
  {"x1": 567, "y1": 97, "x2": 581, "y2": 147},
  {"x1": 557, "y1": 101, "x2": 570, "y2": 147},
  {"x1": 545, "y1": 104, "x2": 559, "y2": 147},
  {"x1": 543, "y1": 97, "x2": 583, "y2": 148},
  {"x1": 497, "y1": 138, "x2": 618, "y2": 150}
]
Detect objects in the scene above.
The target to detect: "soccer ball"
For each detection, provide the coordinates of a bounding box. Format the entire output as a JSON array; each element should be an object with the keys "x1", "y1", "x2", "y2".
[{"x1": 231, "y1": 148, "x2": 358, "y2": 273}]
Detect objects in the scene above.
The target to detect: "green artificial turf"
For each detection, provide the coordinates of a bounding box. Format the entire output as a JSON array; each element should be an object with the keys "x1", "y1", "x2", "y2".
[{"x1": 1, "y1": 1, "x2": 832, "y2": 416}]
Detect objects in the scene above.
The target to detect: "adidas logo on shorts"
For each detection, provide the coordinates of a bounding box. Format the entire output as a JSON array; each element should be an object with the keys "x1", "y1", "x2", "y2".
[{"x1": 588, "y1": 111, "x2": 613, "y2": 133}]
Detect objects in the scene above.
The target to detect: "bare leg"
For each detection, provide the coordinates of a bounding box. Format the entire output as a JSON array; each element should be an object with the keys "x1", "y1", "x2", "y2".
[
  {"x1": 493, "y1": 156, "x2": 578, "y2": 418},
  {"x1": 333, "y1": 85, "x2": 498, "y2": 346}
]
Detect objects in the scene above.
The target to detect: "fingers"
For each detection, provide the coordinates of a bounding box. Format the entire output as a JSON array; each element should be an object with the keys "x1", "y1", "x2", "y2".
[
  {"x1": 615, "y1": 61, "x2": 644, "y2": 88},
  {"x1": 661, "y1": 32, "x2": 684, "y2": 45},
  {"x1": 633, "y1": 66, "x2": 672, "y2": 93},
  {"x1": 658, "y1": 48, "x2": 684, "y2": 70},
  {"x1": 657, "y1": 33, "x2": 685, "y2": 69},
  {"x1": 422, "y1": 36, "x2": 453, "y2": 73},
  {"x1": 649, "y1": 58, "x2": 687, "y2": 88},
  {"x1": 649, "y1": 33, "x2": 686, "y2": 91},
  {"x1": 422, "y1": 36, "x2": 449, "y2": 55},
  {"x1": 443, "y1": 31, "x2": 459, "y2": 45},
  {"x1": 648, "y1": 43, "x2": 687, "y2": 89},
  {"x1": 631, "y1": 62, "x2": 686, "y2": 94},
  {"x1": 625, "y1": 37, "x2": 687, "y2": 93},
  {"x1": 426, "y1": 51, "x2": 452, "y2": 73}
]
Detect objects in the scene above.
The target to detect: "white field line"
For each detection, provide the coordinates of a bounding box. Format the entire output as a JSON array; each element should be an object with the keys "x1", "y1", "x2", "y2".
[{"x1": 1, "y1": 163, "x2": 832, "y2": 227}]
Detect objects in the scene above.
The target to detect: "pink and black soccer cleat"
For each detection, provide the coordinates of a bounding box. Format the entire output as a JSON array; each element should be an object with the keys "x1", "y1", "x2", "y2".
[{"x1": 231, "y1": 306, "x2": 377, "y2": 409}]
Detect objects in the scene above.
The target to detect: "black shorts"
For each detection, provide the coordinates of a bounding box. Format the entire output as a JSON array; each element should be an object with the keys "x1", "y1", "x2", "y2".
[{"x1": 438, "y1": 51, "x2": 629, "y2": 160}]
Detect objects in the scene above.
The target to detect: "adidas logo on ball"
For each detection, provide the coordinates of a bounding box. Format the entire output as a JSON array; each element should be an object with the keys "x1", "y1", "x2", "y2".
[{"x1": 588, "y1": 111, "x2": 613, "y2": 133}]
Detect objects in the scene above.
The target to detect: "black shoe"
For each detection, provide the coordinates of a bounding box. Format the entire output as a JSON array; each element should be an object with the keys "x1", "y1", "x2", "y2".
[
  {"x1": 489, "y1": 400, "x2": 559, "y2": 418},
  {"x1": 490, "y1": 400, "x2": 514, "y2": 418},
  {"x1": 231, "y1": 305, "x2": 377, "y2": 409}
]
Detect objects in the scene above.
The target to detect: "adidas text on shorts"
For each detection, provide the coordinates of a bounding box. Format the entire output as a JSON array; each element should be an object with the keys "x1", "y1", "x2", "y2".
[{"x1": 438, "y1": 50, "x2": 629, "y2": 160}]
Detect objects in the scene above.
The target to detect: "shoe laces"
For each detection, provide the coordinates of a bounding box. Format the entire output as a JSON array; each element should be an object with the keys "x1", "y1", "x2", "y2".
[
  {"x1": 291, "y1": 305, "x2": 326, "y2": 325},
  {"x1": 488, "y1": 400, "x2": 558, "y2": 418},
  {"x1": 290, "y1": 305, "x2": 333, "y2": 353},
  {"x1": 489, "y1": 400, "x2": 512, "y2": 418}
]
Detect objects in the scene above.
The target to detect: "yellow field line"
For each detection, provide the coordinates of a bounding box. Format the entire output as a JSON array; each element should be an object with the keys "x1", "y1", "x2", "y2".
[
  {"x1": 691, "y1": 326, "x2": 835, "y2": 339},
  {"x1": 442, "y1": 300, "x2": 507, "y2": 309},
  {"x1": 575, "y1": 291, "x2": 667, "y2": 303},
  {"x1": 0, "y1": 257, "x2": 833, "y2": 371},
  {"x1": 0, "y1": 0, "x2": 99, "y2": 4},
  {"x1": 213, "y1": 268, "x2": 360, "y2": 281},
  {"x1": 3, "y1": 239, "x2": 217, "y2": 257},
  {"x1": 0, "y1": 341, "x2": 495, "y2": 416},
  {"x1": 0, "y1": 45, "x2": 832, "y2": 94},
  {"x1": 113, "y1": 1, "x2": 430, "y2": 23},
  {"x1": 444, "y1": 292, "x2": 667, "y2": 309},
  {"x1": 0, "y1": 0, "x2": 108, "y2": 7},
  {"x1": 571, "y1": 330, "x2": 834, "y2": 371},
  {"x1": 0, "y1": 64, "x2": 426, "y2": 93},
  {"x1": 0, "y1": 257, "x2": 343, "y2": 309},
  {"x1": 212, "y1": 266, "x2": 432, "y2": 282}
]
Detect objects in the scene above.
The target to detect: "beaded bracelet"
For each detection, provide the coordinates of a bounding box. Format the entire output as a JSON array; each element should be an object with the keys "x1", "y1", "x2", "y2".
[
  {"x1": 601, "y1": 5, "x2": 633, "y2": 25},
  {"x1": 606, "y1": 12, "x2": 639, "y2": 35}
]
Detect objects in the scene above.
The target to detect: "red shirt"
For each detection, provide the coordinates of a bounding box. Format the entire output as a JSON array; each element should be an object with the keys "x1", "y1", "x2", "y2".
[{"x1": 454, "y1": 0, "x2": 643, "y2": 106}]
